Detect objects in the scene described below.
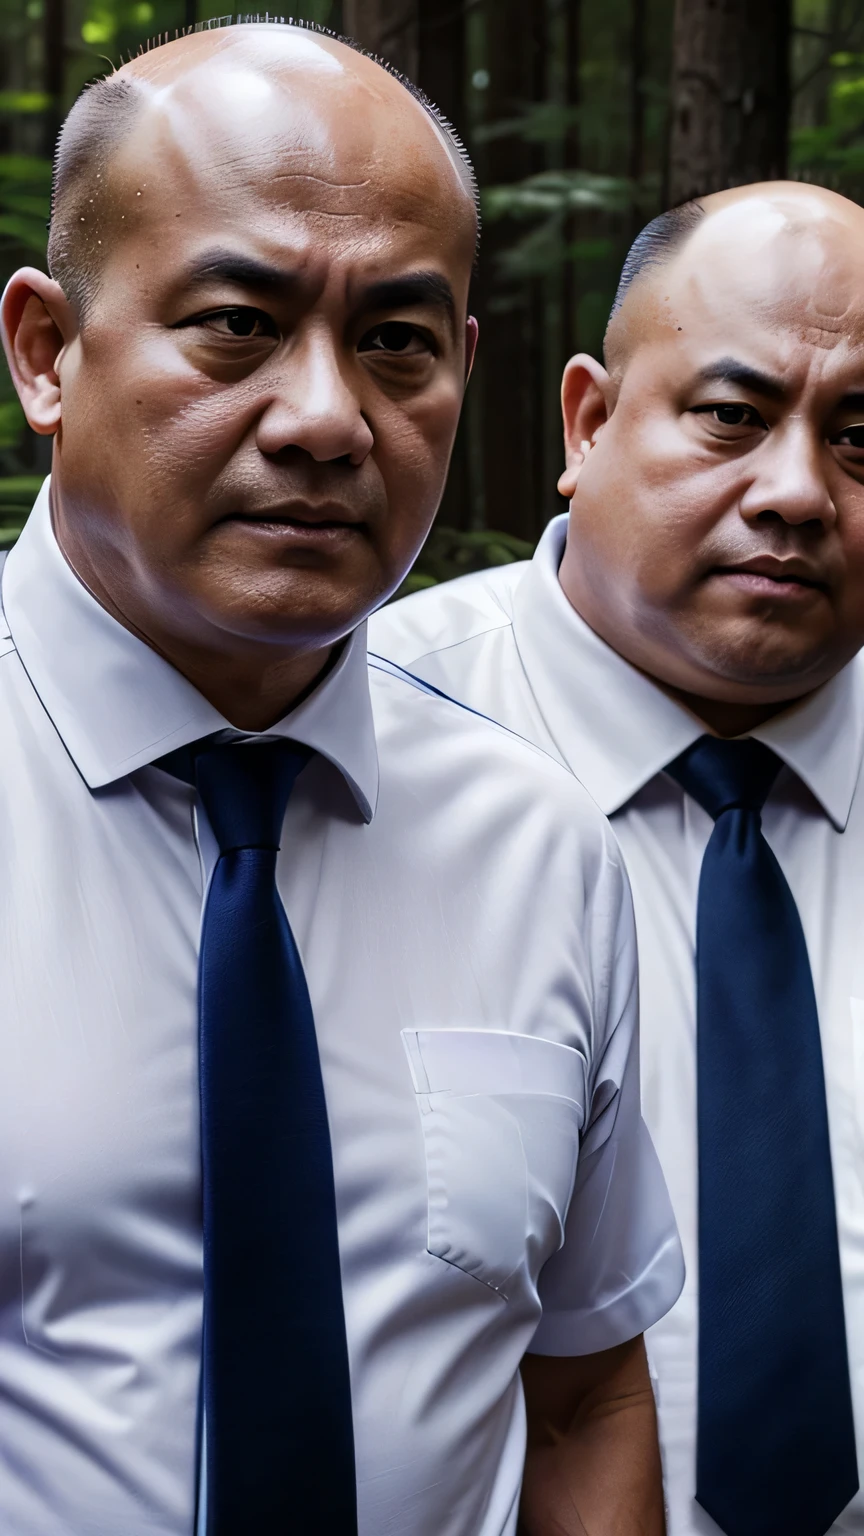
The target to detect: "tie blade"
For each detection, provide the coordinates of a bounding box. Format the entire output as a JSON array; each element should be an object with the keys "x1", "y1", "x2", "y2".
[
  {"x1": 696, "y1": 1452, "x2": 858, "y2": 1536},
  {"x1": 195, "y1": 747, "x2": 357, "y2": 1532},
  {"x1": 674, "y1": 738, "x2": 857, "y2": 1536}
]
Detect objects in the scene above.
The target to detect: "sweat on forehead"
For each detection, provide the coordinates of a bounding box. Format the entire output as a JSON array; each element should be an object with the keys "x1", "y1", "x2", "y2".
[
  {"x1": 603, "y1": 182, "x2": 864, "y2": 377},
  {"x1": 47, "y1": 20, "x2": 478, "y2": 317}
]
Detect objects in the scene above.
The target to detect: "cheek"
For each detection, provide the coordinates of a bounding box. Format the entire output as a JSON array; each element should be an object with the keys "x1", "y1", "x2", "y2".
[
  {"x1": 370, "y1": 379, "x2": 463, "y2": 543},
  {"x1": 580, "y1": 423, "x2": 743, "y2": 597},
  {"x1": 835, "y1": 493, "x2": 864, "y2": 628},
  {"x1": 71, "y1": 332, "x2": 249, "y2": 488}
]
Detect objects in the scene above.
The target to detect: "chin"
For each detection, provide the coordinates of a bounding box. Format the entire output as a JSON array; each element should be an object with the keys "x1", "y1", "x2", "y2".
[
  {"x1": 694, "y1": 643, "x2": 838, "y2": 698},
  {"x1": 199, "y1": 567, "x2": 385, "y2": 648}
]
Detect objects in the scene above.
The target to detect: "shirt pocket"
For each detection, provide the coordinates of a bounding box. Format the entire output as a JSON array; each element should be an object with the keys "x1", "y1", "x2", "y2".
[{"x1": 402, "y1": 1028, "x2": 587, "y2": 1299}]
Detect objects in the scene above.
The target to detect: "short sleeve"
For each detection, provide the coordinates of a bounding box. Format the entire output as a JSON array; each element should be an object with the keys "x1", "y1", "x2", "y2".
[{"x1": 529, "y1": 870, "x2": 684, "y2": 1356}]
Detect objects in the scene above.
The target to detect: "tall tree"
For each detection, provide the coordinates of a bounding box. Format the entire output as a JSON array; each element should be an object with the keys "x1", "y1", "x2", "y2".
[
  {"x1": 417, "y1": 0, "x2": 471, "y2": 530},
  {"x1": 475, "y1": 0, "x2": 548, "y2": 539},
  {"x1": 629, "y1": 0, "x2": 647, "y2": 233},
  {"x1": 418, "y1": 0, "x2": 465, "y2": 127},
  {"x1": 667, "y1": 0, "x2": 790, "y2": 203},
  {"x1": 341, "y1": 0, "x2": 418, "y2": 78},
  {"x1": 42, "y1": 0, "x2": 65, "y2": 157},
  {"x1": 562, "y1": 0, "x2": 581, "y2": 358}
]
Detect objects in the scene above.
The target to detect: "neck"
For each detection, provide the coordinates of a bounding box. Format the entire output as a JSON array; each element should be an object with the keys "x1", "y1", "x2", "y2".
[
  {"x1": 148, "y1": 639, "x2": 340, "y2": 731},
  {"x1": 556, "y1": 554, "x2": 813, "y2": 739},
  {"x1": 652, "y1": 685, "x2": 807, "y2": 738},
  {"x1": 56, "y1": 531, "x2": 338, "y2": 732}
]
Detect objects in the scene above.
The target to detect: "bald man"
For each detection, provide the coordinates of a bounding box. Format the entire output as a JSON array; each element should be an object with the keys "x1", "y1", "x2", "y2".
[
  {"x1": 373, "y1": 181, "x2": 864, "y2": 1536},
  {"x1": 0, "y1": 19, "x2": 684, "y2": 1536}
]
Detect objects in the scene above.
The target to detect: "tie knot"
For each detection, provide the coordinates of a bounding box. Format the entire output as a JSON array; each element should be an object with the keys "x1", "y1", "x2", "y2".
[
  {"x1": 183, "y1": 739, "x2": 310, "y2": 855},
  {"x1": 666, "y1": 735, "x2": 782, "y2": 820}
]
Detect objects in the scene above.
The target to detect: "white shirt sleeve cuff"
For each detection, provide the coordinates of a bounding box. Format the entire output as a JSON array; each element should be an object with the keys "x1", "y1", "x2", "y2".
[{"x1": 527, "y1": 1231, "x2": 685, "y2": 1357}]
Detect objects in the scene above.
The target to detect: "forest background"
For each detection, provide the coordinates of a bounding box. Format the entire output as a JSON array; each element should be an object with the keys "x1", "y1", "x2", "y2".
[{"x1": 0, "y1": 0, "x2": 861, "y2": 590}]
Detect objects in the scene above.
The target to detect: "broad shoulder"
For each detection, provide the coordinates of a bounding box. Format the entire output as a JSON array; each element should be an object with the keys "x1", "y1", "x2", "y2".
[
  {"x1": 366, "y1": 653, "x2": 621, "y2": 873},
  {"x1": 369, "y1": 562, "x2": 527, "y2": 666}
]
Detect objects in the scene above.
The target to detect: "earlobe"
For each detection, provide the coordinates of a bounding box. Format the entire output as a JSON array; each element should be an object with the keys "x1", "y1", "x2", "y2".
[
  {"x1": 464, "y1": 315, "x2": 479, "y2": 382},
  {"x1": 1, "y1": 268, "x2": 76, "y2": 436},
  {"x1": 558, "y1": 442, "x2": 593, "y2": 500}
]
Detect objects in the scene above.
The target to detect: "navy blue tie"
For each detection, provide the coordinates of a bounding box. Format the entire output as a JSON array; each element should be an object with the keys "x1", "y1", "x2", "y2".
[
  {"x1": 163, "y1": 738, "x2": 357, "y2": 1534},
  {"x1": 667, "y1": 736, "x2": 857, "y2": 1536}
]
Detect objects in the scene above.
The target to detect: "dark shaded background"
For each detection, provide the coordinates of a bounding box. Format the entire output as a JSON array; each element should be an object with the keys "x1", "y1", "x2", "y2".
[{"x1": 1, "y1": 0, "x2": 860, "y2": 588}]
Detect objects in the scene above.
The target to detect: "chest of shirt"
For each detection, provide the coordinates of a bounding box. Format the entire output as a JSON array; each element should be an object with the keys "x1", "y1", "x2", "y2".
[{"x1": 0, "y1": 690, "x2": 598, "y2": 1339}]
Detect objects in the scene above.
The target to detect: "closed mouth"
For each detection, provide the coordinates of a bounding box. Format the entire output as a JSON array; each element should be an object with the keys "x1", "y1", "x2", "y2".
[
  {"x1": 222, "y1": 510, "x2": 364, "y2": 531},
  {"x1": 711, "y1": 563, "x2": 829, "y2": 593}
]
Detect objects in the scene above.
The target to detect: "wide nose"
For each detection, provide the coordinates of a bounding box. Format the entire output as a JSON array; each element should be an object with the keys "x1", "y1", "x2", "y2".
[
  {"x1": 254, "y1": 323, "x2": 374, "y2": 466},
  {"x1": 738, "y1": 421, "x2": 836, "y2": 530}
]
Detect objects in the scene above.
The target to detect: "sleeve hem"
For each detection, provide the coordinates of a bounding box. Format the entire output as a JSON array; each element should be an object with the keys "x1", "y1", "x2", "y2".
[{"x1": 527, "y1": 1233, "x2": 685, "y2": 1358}]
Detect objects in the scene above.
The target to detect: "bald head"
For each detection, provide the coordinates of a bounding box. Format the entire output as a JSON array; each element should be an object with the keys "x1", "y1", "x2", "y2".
[
  {"x1": 557, "y1": 177, "x2": 864, "y2": 731},
  {"x1": 48, "y1": 21, "x2": 478, "y2": 317},
  {"x1": 604, "y1": 182, "x2": 864, "y2": 379}
]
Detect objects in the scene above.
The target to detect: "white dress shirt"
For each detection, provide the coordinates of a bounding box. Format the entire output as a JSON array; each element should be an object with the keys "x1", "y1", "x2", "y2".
[
  {"x1": 0, "y1": 484, "x2": 682, "y2": 1536},
  {"x1": 372, "y1": 512, "x2": 864, "y2": 1536}
]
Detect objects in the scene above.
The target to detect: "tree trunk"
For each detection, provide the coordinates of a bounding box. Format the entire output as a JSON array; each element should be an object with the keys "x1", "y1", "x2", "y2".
[
  {"x1": 42, "y1": 0, "x2": 64, "y2": 159},
  {"x1": 562, "y1": 0, "x2": 581, "y2": 358},
  {"x1": 417, "y1": 0, "x2": 471, "y2": 529},
  {"x1": 475, "y1": 0, "x2": 546, "y2": 539},
  {"x1": 341, "y1": 0, "x2": 419, "y2": 80},
  {"x1": 629, "y1": 0, "x2": 647, "y2": 234},
  {"x1": 418, "y1": 0, "x2": 465, "y2": 128},
  {"x1": 667, "y1": 0, "x2": 790, "y2": 204}
]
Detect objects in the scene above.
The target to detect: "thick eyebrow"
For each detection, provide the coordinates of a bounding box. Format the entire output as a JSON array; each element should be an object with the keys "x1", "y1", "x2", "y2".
[
  {"x1": 178, "y1": 254, "x2": 457, "y2": 333},
  {"x1": 180, "y1": 250, "x2": 295, "y2": 296},
  {"x1": 693, "y1": 358, "x2": 864, "y2": 417},
  {"x1": 356, "y1": 272, "x2": 457, "y2": 333},
  {"x1": 693, "y1": 357, "x2": 787, "y2": 402}
]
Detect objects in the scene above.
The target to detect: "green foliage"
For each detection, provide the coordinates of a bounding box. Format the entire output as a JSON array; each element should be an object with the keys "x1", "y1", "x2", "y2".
[
  {"x1": 475, "y1": 102, "x2": 584, "y2": 146},
  {"x1": 392, "y1": 527, "x2": 534, "y2": 600},
  {"x1": 791, "y1": 43, "x2": 864, "y2": 196},
  {"x1": 483, "y1": 168, "x2": 633, "y2": 221},
  {"x1": 0, "y1": 477, "x2": 43, "y2": 549},
  {"x1": 0, "y1": 155, "x2": 52, "y2": 257},
  {"x1": 481, "y1": 168, "x2": 656, "y2": 283},
  {"x1": 0, "y1": 91, "x2": 52, "y2": 112}
]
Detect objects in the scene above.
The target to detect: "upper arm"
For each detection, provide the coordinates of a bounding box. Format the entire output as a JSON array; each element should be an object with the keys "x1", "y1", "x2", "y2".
[
  {"x1": 530, "y1": 836, "x2": 684, "y2": 1356},
  {"x1": 521, "y1": 1336, "x2": 654, "y2": 1444}
]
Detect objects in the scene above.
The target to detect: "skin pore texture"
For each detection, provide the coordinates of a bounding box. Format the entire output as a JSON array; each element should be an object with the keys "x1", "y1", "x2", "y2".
[
  {"x1": 557, "y1": 182, "x2": 864, "y2": 737},
  {"x1": 0, "y1": 24, "x2": 478, "y2": 728}
]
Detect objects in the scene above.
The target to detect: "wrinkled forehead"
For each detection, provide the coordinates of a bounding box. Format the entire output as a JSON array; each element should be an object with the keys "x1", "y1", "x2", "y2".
[
  {"x1": 662, "y1": 200, "x2": 864, "y2": 360},
  {"x1": 105, "y1": 45, "x2": 472, "y2": 265}
]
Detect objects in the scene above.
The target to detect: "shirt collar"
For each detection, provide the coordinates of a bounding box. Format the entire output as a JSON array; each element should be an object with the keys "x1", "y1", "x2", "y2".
[
  {"x1": 512, "y1": 513, "x2": 864, "y2": 830},
  {"x1": 1, "y1": 480, "x2": 379, "y2": 820}
]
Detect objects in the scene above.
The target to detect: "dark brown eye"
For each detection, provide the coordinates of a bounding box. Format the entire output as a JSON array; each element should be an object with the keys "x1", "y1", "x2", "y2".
[
  {"x1": 714, "y1": 404, "x2": 752, "y2": 426},
  {"x1": 207, "y1": 309, "x2": 277, "y2": 339},
  {"x1": 358, "y1": 322, "x2": 429, "y2": 356},
  {"x1": 834, "y1": 424, "x2": 864, "y2": 449},
  {"x1": 178, "y1": 307, "x2": 279, "y2": 341},
  {"x1": 691, "y1": 401, "x2": 766, "y2": 432}
]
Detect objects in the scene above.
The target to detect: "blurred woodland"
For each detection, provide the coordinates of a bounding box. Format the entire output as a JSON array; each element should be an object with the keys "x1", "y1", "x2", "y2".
[{"x1": 1, "y1": 0, "x2": 863, "y2": 587}]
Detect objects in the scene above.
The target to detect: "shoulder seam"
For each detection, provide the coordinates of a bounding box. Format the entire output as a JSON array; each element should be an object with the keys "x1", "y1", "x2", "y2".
[{"x1": 367, "y1": 652, "x2": 569, "y2": 775}]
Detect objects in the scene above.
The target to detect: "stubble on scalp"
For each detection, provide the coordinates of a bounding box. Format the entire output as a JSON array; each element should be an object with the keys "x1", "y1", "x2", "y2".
[{"x1": 47, "y1": 20, "x2": 480, "y2": 322}]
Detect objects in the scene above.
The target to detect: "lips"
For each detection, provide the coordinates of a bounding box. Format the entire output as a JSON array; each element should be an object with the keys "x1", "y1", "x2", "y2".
[
  {"x1": 710, "y1": 556, "x2": 829, "y2": 592},
  {"x1": 224, "y1": 505, "x2": 363, "y2": 529}
]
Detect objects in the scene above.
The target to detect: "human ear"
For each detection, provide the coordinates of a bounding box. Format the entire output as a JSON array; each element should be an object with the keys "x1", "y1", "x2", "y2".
[
  {"x1": 1, "y1": 268, "x2": 77, "y2": 436},
  {"x1": 557, "y1": 353, "x2": 613, "y2": 499},
  {"x1": 464, "y1": 315, "x2": 478, "y2": 382}
]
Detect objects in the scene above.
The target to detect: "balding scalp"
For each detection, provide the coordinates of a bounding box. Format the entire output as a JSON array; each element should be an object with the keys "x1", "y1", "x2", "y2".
[
  {"x1": 47, "y1": 18, "x2": 480, "y2": 319},
  {"x1": 603, "y1": 200, "x2": 705, "y2": 372}
]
